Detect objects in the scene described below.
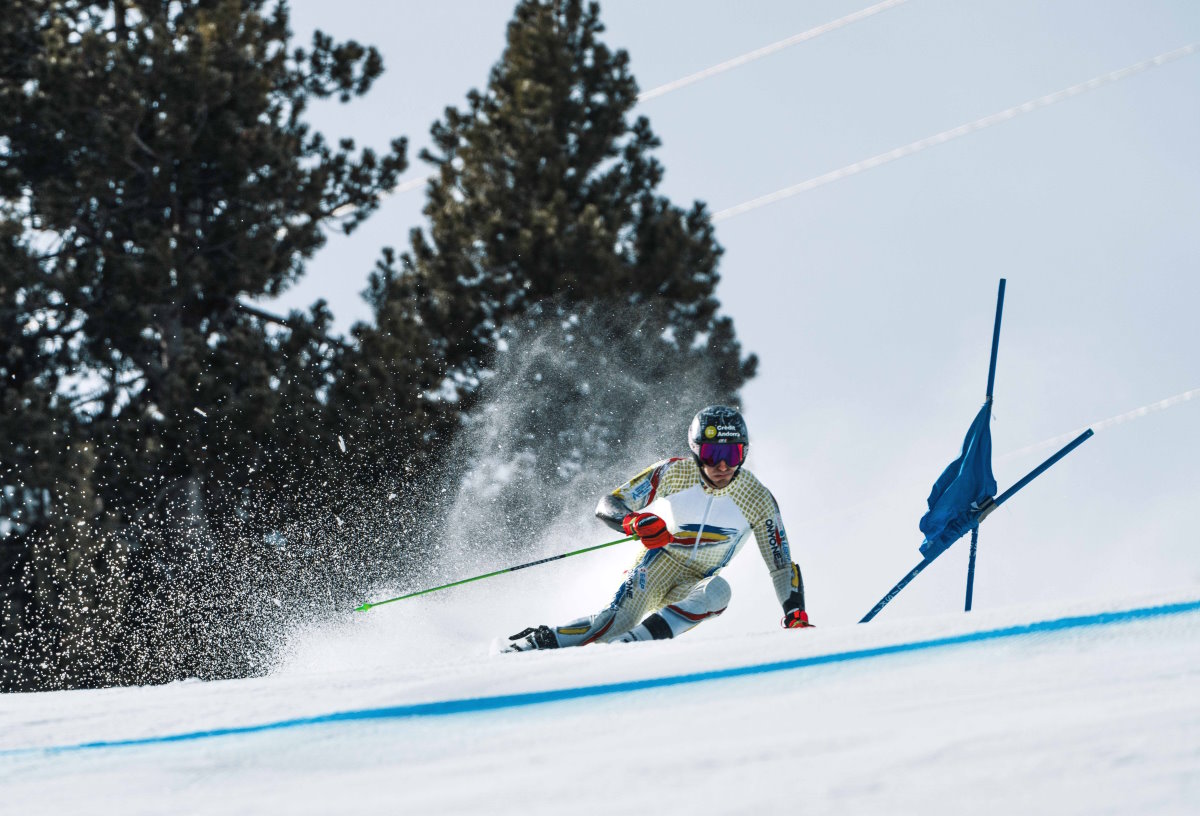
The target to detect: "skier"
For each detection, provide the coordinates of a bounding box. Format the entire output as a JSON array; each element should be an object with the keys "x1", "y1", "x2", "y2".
[{"x1": 504, "y1": 405, "x2": 812, "y2": 652}]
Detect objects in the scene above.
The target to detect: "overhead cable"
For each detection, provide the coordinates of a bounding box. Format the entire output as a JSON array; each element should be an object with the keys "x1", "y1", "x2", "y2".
[
  {"x1": 337, "y1": 0, "x2": 909, "y2": 218},
  {"x1": 638, "y1": 0, "x2": 910, "y2": 101},
  {"x1": 999, "y1": 387, "x2": 1199, "y2": 461},
  {"x1": 712, "y1": 43, "x2": 1200, "y2": 222}
]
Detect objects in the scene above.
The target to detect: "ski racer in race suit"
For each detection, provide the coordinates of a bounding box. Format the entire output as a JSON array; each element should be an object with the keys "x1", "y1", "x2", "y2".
[{"x1": 504, "y1": 405, "x2": 812, "y2": 652}]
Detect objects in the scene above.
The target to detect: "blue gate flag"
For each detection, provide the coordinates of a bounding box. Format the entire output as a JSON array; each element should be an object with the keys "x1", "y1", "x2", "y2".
[{"x1": 919, "y1": 403, "x2": 998, "y2": 558}]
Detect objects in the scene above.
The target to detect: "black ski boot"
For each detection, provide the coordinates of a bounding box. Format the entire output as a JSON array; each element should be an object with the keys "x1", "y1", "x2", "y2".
[{"x1": 502, "y1": 625, "x2": 559, "y2": 653}]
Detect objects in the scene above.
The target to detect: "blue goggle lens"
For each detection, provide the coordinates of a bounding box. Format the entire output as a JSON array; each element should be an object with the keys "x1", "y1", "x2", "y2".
[{"x1": 699, "y1": 442, "x2": 744, "y2": 467}]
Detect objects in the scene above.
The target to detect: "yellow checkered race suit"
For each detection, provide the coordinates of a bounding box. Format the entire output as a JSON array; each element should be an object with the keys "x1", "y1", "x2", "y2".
[{"x1": 549, "y1": 457, "x2": 805, "y2": 646}]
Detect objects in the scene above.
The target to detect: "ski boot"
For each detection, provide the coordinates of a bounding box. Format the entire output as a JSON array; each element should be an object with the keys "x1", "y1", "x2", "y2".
[{"x1": 502, "y1": 625, "x2": 559, "y2": 653}]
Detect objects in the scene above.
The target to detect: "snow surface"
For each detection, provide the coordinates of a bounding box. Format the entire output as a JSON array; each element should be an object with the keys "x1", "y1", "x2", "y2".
[{"x1": 2, "y1": 590, "x2": 1198, "y2": 815}]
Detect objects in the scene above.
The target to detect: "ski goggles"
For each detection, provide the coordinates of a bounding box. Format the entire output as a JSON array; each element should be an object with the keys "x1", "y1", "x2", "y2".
[{"x1": 698, "y1": 442, "x2": 745, "y2": 468}]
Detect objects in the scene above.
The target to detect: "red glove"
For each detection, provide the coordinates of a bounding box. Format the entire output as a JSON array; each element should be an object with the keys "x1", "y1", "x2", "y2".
[
  {"x1": 782, "y1": 609, "x2": 814, "y2": 629},
  {"x1": 622, "y1": 512, "x2": 672, "y2": 549}
]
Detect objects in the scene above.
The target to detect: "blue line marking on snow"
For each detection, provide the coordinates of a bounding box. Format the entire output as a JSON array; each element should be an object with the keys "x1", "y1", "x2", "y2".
[{"x1": 9, "y1": 598, "x2": 1199, "y2": 756}]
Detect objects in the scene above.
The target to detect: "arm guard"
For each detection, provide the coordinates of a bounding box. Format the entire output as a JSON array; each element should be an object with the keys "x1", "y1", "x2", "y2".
[
  {"x1": 752, "y1": 489, "x2": 805, "y2": 612},
  {"x1": 595, "y1": 459, "x2": 679, "y2": 532},
  {"x1": 775, "y1": 563, "x2": 806, "y2": 614},
  {"x1": 595, "y1": 493, "x2": 632, "y2": 533}
]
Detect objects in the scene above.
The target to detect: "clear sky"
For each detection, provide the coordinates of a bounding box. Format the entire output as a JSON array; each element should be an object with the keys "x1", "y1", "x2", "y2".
[{"x1": 273, "y1": 1, "x2": 1200, "y2": 627}]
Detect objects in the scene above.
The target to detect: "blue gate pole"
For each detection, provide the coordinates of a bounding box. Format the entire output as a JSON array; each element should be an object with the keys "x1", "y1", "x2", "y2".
[
  {"x1": 967, "y1": 278, "x2": 1006, "y2": 611},
  {"x1": 980, "y1": 429, "x2": 1095, "y2": 519},
  {"x1": 965, "y1": 527, "x2": 979, "y2": 612},
  {"x1": 985, "y1": 279, "x2": 1006, "y2": 401},
  {"x1": 859, "y1": 554, "x2": 941, "y2": 623},
  {"x1": 861, "y1": 429, "x2": 1094, "y2": 624}
]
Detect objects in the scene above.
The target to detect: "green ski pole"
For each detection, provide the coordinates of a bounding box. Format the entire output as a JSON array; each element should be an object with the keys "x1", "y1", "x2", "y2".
[{"x1": 354, "y1": 534, "x2": 637, "y2": 612}]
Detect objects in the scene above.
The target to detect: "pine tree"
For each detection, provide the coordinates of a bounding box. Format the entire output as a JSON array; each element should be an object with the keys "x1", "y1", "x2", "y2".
[
  {"x1": 364, "y1": 0, "x2": 757, "y2": 557},
  {"x1": 0, "y1": 0, "x2": 406, "y2": 688},
  {"x1": 388, "y1": 0, "x2": 754, "y2": 402}
]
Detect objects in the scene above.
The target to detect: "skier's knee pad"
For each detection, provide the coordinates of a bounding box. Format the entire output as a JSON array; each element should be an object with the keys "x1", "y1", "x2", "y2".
[
  {"x1": 655, "y1": 576, "x2": 731, "y2": 638},
  {"x1": 698, "y1": 575, "x2": 731, "y2": 613}
]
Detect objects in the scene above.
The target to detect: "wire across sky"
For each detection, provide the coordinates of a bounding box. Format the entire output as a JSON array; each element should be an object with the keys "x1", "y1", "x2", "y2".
[
  {"x1": 636, "y1": 0, "x2": 910, "y2": 101},
  {"x1": 712, "y1": 42, "x2": 1200, "y2": 221},
  {"x1": 334, "y1": 0, "x2": 914, "y2": 215},
  {"x1": 999, "y1": 387, "x2": 1200, "y2": 461}
]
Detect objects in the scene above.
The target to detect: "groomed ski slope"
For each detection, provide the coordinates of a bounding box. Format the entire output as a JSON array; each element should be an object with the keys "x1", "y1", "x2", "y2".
[{"x1": 1, "y1": 591, "x2": 1197, "y2": 815}]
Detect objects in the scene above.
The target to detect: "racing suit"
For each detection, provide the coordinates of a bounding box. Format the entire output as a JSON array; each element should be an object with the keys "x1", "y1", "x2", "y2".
[{"x1": 547, "y1": 456, "x2": 806, "y2": 646}]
